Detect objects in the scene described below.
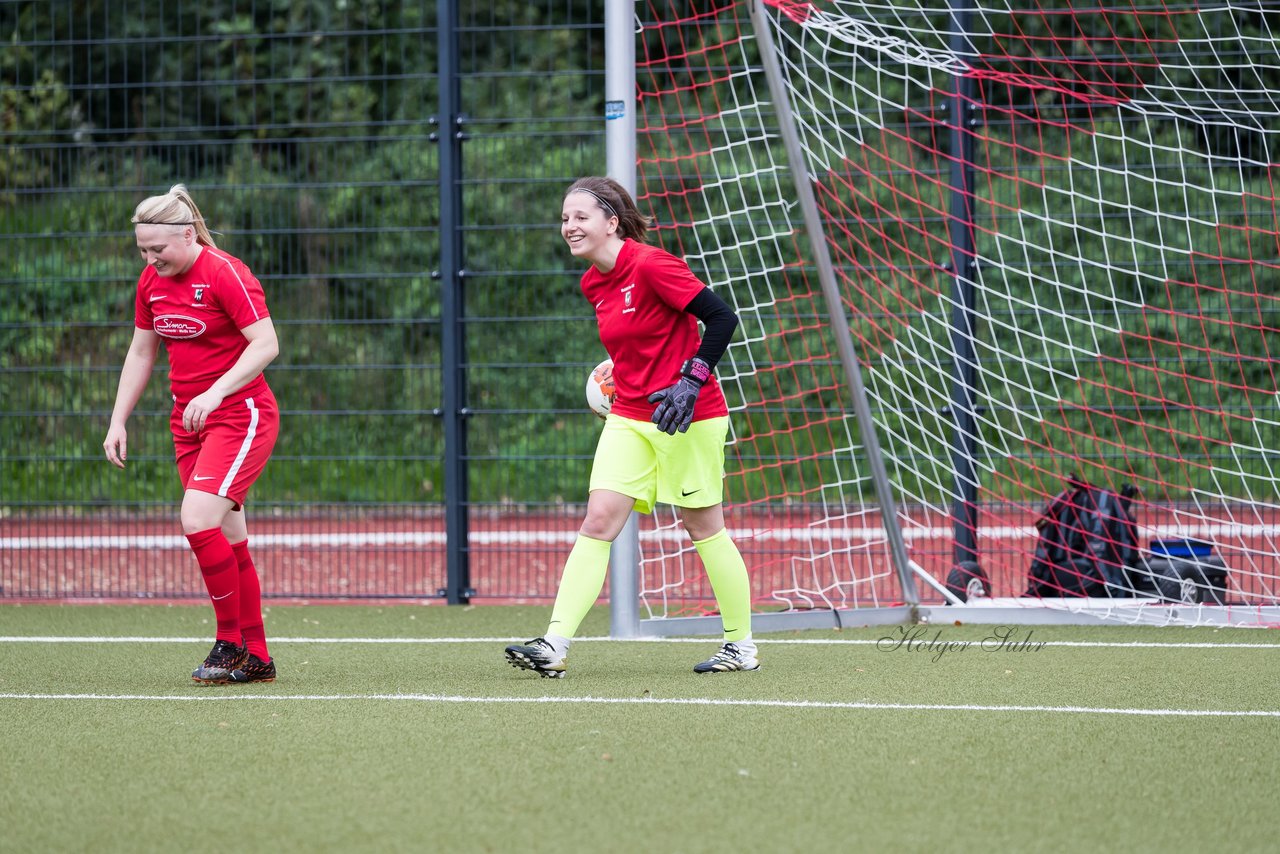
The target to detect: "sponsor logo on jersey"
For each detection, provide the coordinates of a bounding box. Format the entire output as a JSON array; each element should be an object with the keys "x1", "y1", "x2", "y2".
[{"x1": 154, "y1": 314, "x2": 208, "y2": 339}]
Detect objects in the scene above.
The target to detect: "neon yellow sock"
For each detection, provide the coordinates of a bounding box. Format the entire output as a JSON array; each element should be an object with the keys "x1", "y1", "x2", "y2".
[
  {"x1": 546, "y1": 534, "x2": 613, "y2": 640},
  {"x1": 694, "y1": 528, "x2": 752, "y2": 641}
]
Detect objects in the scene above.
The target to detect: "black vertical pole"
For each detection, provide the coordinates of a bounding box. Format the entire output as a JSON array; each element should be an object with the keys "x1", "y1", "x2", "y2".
[
  {"x1": 436, "y1": 0, "x2": 470, "y2": 604},
  {"x1": 947, "y1": 0, "x2": 979, "y2": 566}
]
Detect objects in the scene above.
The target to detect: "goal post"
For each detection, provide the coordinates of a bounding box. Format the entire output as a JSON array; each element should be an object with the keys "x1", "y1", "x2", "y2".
[
  {"x1": 605, "y1": 0, "x2": 643, "y2": 640},
  {"x1": 621, "y1": 0, "x2": 1280, "y2": 634}
]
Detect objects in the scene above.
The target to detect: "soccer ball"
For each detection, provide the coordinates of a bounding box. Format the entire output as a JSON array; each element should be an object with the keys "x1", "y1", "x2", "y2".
[{"x1": 585, "y1": 359, "x2": 615, "y2": 419}]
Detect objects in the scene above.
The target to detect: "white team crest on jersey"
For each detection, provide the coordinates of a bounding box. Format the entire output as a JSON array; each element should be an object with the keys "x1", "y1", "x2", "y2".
[{"x1": 621, "y1": 283, "x2": 636, "y2": 314}]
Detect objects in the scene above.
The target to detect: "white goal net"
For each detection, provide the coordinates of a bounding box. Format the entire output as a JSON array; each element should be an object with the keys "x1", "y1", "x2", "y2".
[{"x1": 631, "y1": 0, "x2": 1280, "y2": 628}]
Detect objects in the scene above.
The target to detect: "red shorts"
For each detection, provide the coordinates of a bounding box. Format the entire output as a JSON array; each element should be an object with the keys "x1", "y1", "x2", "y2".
[{"x1": 173, "y1": 388, "x2": 279, "y2": 509}]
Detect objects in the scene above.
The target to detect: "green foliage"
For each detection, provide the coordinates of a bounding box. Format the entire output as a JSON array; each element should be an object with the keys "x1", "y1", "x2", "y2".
[
  {"x1": 0, "y1": 0, "x2": 608, "y2": 511},
  {"x1": 2, "y1": 0, "x2": 1278, "y2": 516},
  {"x1": 0, "y1": 70, "x2": 79, "y2": 201}
]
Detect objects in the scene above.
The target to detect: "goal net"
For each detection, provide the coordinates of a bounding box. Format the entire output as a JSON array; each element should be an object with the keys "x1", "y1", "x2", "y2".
[{"x1": 631, "y1": 0, "x2": 1280, "y2": 628}]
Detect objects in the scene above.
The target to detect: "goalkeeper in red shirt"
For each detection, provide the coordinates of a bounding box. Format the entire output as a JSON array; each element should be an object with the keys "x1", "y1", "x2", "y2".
[
  {"x1": 104, "y1": 184, "x2": 280, "y2": 684},
  {"x1": 505, "y1": 177, "x2": 756, "y2": 677}
]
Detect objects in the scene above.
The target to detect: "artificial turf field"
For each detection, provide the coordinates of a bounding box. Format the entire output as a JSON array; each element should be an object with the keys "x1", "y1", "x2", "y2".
[{"x1": 1, "y1": 603, "x2": 1277, "y2": 853}]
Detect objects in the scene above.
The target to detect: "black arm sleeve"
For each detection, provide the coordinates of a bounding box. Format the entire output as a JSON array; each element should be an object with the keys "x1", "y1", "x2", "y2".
[{"x1": 684, "y1": 287, "x2": 739, "y2": 370}]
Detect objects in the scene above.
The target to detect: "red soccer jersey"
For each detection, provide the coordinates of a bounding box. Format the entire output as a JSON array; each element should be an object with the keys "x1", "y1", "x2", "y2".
[
  {"x1": 134, "y1": 246, "x2": 272, "y2": 407},
  {"x1": 580, "y1": 239, "x2": 728, "y2": 422}
]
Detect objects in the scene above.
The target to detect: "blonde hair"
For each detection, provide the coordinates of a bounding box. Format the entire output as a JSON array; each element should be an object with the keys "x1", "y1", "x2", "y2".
[{"x1": 132, "y1": 183, "x2": 217, "y2": 248}]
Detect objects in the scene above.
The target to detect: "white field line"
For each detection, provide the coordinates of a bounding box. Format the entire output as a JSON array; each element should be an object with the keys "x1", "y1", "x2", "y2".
[
  {"x1": 4, "y1": 523, "x2": 1278, "y2": 549},
  {"x1": 1, "y1": 635, "x2": 1278, "y2": 649},
  {"x1": 0, "y1": 692, "x2": 1275, "y2": 717}
]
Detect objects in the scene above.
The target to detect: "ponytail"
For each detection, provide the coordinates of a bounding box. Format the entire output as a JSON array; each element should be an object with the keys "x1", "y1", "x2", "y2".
[
  {"x1": 565, "y1": 177, "x2": 655, "y2": 243},
  {"x1": 132, "y1": 183, "x2": 217, "y2": 248}
]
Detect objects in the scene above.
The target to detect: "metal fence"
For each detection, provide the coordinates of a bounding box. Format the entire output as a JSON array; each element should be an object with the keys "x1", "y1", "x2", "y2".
[
  {"x1": 8, "y1": 0, "x2": 1275, "y2": 618},
  {"x1": 0, "y1": 0, "x2": 611, "y2": 600}
]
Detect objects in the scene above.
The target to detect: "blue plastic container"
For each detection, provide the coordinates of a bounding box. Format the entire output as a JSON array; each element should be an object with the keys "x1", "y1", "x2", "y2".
[{"x1": 1149, "y1": 537, "x2": 1214, "y2": 558}]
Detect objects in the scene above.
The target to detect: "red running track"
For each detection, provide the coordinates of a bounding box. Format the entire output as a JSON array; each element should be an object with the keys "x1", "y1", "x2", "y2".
[{"x1": 2, "y1": 507, "x2": 1276, "y2": 606}]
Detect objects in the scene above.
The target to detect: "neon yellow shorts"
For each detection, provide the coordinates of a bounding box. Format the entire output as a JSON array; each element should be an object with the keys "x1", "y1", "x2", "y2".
[{"x1": 588, "y1": 415, "x2": 729, "y2": 513}]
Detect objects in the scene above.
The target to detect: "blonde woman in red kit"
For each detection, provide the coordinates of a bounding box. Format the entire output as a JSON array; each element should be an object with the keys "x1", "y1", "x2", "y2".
[{"x1": 105, "y1": 184, "x2": 280, "y2": 684}]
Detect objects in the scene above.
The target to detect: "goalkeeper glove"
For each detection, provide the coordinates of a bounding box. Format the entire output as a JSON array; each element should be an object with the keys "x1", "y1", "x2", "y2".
[{"x1": 648, "y1": 357, "x2": 712, "y2": 435}]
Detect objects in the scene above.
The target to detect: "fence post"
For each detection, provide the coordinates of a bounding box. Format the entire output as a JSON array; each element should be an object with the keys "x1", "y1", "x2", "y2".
[{"x1": 436, "y1": 0, "x2": 472, "y2": 604}]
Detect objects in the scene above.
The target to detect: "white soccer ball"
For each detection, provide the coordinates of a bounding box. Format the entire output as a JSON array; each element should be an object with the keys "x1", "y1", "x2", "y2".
[{"x1": 585, "y1": 359, "x2": 615, "y2": 420}]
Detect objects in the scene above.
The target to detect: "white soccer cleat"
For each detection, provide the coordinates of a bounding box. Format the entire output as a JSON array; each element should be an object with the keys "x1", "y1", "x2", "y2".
[
  {"x1": 504, "y1": 637, "x2": 568, "y2": 679},
  {"x1": 693, "y1": 641, "x2": 760, "y2": 674}
]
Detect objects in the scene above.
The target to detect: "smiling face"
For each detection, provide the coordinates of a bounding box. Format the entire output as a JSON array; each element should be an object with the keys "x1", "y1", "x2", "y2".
[
  {"x1": 561, "y1": 191, "x2": 620, "y2": 267},
  {"x1": 135, "y1": 223, "x2": 199, "y2": 277}
]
